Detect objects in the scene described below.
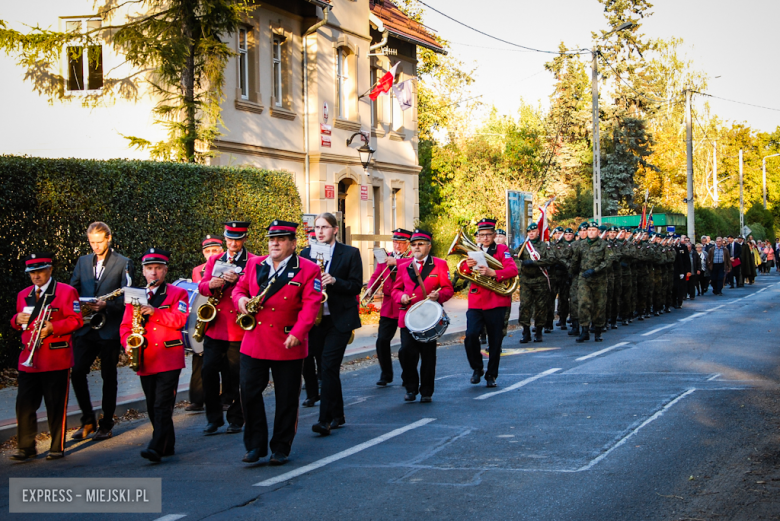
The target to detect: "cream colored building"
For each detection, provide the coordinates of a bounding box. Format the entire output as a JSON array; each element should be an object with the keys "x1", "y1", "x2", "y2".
[{"x1": 0, "y1": 0, "x2": 445, "y2": 279}]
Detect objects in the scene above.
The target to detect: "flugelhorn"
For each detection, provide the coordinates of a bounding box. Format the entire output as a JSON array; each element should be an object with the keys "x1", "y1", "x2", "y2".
[
  {"x1": 21, "y1": 302, "x2": 53, "y2": 368},
  {"x1": 82, "y1": 287, "x2": 125, "y2": 330},
  {"x1": 447, "y1": 229, "x2": 519, "y2": 296},
  {"x1": 236, "y1": 276, "x2": 276, "y2": 331}
]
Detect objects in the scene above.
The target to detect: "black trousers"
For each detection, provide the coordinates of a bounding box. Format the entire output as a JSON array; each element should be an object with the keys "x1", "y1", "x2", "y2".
[
  {"x1": 304, "y1": 315, "x2": 352, "y2": 424},
  {"x1": 16, "y1": 369, "x2": 70, "y2": 454},
  {"x1": 674, "y1": 275, "x2": 687, "y2": 305},
  {"x1": 464, "y1": 307, "x2": 507, "y2": 379},
  {"x1": 399, "y1": 328, "x2": 437, "y2": 397},
  {"x1": 71, "y1": 330, "x2": 121, "y2": 430},
  {"x1": 699, "y1": 275, "x2": 710, "y2": 294},
  {"x1": 240, "y1": 355, "x2": 303, "y2": 456},
  {"x1": 202, "y1": 336, "x2": 243, "y2": 426},
  {"x1": 375, "y1": 316, "x2": 398, "y2": 381},
  {"x1": 139, "y1": 369, "x2": 180, "y2": 455},
  {"x1": 189, "y1": 353, "x2": 204, "y2": 406},
  {"x1": 687, "y1": 275, "x2": 698, "y2": 298},
  {"x1": 711, "y1": 263, "x2": 725, "y2": 294}
]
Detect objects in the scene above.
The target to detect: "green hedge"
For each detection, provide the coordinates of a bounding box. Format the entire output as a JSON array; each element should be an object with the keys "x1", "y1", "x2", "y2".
[{"x1": 0, "y1": 156, "x2": 302, "y2": 367}]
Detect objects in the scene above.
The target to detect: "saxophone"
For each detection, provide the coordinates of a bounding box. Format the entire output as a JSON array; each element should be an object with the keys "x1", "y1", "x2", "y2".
[
  {"x1": 236, "y1": 276, "x2": 276, "y2": 331},
  {"x1": 82, "y1": 287, "x2": 125, "y2": 330},
  {"x1": 193, "y1": 286, "x2": 222, "y2": 343},
  {"x1": 314, "y1": 253, "x2": 328, "y2": 326},
  {"x1": 125, "y1": 280, "x2": 157, "y2": 371}
]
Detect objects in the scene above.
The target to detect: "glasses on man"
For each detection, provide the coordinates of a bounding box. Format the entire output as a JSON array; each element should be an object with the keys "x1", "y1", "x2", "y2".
[
  {"x1": 314, "y1": 225, "x2": 333, "y2": 231},
  {"x1": 477, "y1": 233, "x2": 495, "y2": 238}
]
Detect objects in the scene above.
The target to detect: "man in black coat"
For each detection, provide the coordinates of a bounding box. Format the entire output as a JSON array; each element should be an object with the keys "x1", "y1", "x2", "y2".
[
  {"x1": 726, "y1": 236, "x2": 741, "y2": 288},
  {"x1": 673, "y1": 237, "x2": 691, "y2": 308},
  {"x1": 301, "y1": 213, "x2": 362, "y2": 436},
  {"x1": 70, "y1": 222, "x2": 134, "y2": 440},
  {"x1": 686, "y1": 242, "x2": 702, "y2": 299}
]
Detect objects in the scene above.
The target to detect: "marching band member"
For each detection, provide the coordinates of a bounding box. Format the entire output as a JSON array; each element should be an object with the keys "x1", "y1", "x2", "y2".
[
  {"x1": 462, "y1": 218, "x2": 519, "y2": 388},
  {"x1": 192, "y1": 235, "x2": 224, "y2": 283},
  {"x1": 120, "y1": 248, "x2": 189, "y2": 462},
  {"x1": 365, "y1": 228, "x2": 412, "y2": 386},
  {"x1": 302, "y1": 213, "x2": 363, "y2": 436},
  {"x1": 70, "y1": 222, "x2": 134, "y2": 442},
  {"x1": 233, "y1": 220, "x2": 321, "y2": 464},
  {"x1": 11, "y1": 252, "x2": 83, "y2": 460},
  {"x1": 517, "y1": 223, "x2": 554, "y2": 343},
  {"x1": 198, "y1": 221, "x2": 256, "y2": 436},
  {"x1": 392, "y1": 229, "x2": 454, "y2": 402},
  {"x1": 187, "y1": 234, "x2": 225, "y2": 413}
]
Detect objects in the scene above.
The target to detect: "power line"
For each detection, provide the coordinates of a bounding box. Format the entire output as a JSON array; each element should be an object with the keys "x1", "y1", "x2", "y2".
[
  {"x1": 416, "y1": 0, "x2": 589, "y2": 56},
  {"x1": 691, "y1": 91, "x2": 780, "y2": 113}
]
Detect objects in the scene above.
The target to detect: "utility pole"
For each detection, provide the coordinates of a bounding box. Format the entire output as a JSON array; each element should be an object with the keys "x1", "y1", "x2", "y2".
[
  {"x1": 713, "y1": 142, "x2": 718, "y2": 207},
  {"x1": 685, "y1": 89, "x2": 695, "y2": 239},
  {"x1": 739, "y1": 149, "x2": 744, "y2": 232},
  {"x1": 592, "y1": 49, "x2": 601, "y2": 224}
]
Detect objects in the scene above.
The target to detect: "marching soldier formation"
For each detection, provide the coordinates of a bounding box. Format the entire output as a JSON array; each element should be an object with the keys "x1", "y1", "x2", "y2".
[{"x1": 9, "y1": 214, "x2": 743, "y2": 465}]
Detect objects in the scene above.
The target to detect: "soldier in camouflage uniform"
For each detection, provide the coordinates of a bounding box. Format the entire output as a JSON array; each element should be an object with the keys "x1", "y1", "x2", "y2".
[
  {"x1": 600, "y1": 226, "x2": 615, "y2": 333},
  {"x1": 649, "y1": 233, "x2": 665, "y2": 316},
  {"x1": 517, "y1": 223, "x2": 554, "y2": 343},
  {"x1": 665, "y1": 236, "x2": 678, "y2": 312},
  {"x1": 606, "y1": 226, "x2": 625, "y2": 329},
  {"x1": 570, "y1": 221, "x2": 612, "y2": 343},
  {"x1": 555, "y1": 228, "x2": 576, "y2": 330},
  {"x1": 634, "y1": 231, "x2": 652, "y2": 319},
  {"x1": 544, "y1": 226, "x2": 566, "y2": 333},
  {"x1": 620, "y1": 228, "x2": 637, "y2": 326},
  {"x1": 567, "y1": 222, "x2": 589, "y2": 337}
]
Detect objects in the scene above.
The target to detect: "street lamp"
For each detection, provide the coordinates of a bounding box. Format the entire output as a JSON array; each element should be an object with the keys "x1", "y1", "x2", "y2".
[
  {"x1": 346, "y1": 132, "x2": 375, "y2": 174},
  {"x1": 591, "y1": 21, "x2": 637, "y2": 224},
  {"x1": 763, "y1": 153, "x2": 780, "y2": 209}
]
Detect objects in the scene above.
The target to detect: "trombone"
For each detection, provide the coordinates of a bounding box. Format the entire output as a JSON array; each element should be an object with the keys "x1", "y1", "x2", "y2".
[{"x1": 360, "y1": 246, "x2": 410, "y2": 307}]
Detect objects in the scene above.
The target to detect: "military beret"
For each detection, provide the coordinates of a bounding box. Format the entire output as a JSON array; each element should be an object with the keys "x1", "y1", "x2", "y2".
[
  {"x1": 588, "y1": 222, "x2": 599, "y2": 229},
  {"x1": 564, "y1": 228, "x2": 574, "y2": 234},
  {"x1": 526, "y1": 223, "x2": 539, "y2": 232},
  {"x1": 578, "y1": 222, "x2": 589, "y2": 230},
  {"x1": 607, "y1": 226, "x2": 617, "y2": 232},
  {"x1": 496, "y1": 229, "x2": 507, "y2": 236},
  {"x1": 553, "y1": 226, "x2": 564, "y2": 233},
  {"x1": 598, "y1": 225, "x2": 607, "y2": 232}
]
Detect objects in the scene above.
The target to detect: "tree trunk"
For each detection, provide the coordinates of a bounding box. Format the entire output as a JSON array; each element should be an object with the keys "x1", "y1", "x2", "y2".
[{"x1": 181, "y1": 0, "x2": 198, "y2": 163}]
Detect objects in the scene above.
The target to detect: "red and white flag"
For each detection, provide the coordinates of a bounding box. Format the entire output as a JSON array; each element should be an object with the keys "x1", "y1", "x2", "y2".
[
  {"x1": 369, "y1": 62, "x2": 399, "y2": 101},
  {"x1": 536, "y1": 197, "x2": 556, "y2": 241}
]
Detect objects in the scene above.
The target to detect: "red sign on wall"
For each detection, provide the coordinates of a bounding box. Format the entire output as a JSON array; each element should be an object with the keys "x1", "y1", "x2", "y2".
[
  {"x1": 321, "y1": 135, "x2": 331, "y2": 147},
  {"x1": 324, "y1": 185, "x2": 335, "y2": 199},
  {"x1": 360, "y1": 185, "x2": 369, "y2": 201}
]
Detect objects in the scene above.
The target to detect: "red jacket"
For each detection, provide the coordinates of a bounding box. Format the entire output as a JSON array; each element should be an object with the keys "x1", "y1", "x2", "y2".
[
  {"x1": 232, "y1": 254, "x2": 321, "y2": 361},
  {"x1": 197, "y1": 250, "x2": 257, "y2": 342},
  {"x1": 392, "y1": 256, "x2": 454, "y2": 329},
  {"x1": 366, "y1": 255, "x2": 412, "y2": 319},
  {"x1": 461, "y1": 242, "x2": 518, "y2": 310},
  {"x1": 120, "y1": 282, "x2": 188, "y2": 376},
  {"x1": 11, "y1": 281, "x2": 82, "y2": 373},
  {"x1": 192, "y1": 263, "x2": 206, "y2": 283}
]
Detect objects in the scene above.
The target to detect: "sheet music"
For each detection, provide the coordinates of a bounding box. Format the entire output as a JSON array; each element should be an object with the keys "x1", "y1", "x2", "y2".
[
  {"x1": 212, "y1": 260, "x2": 242, "y2": 278},
  {"x1": 310, "y1": 242, "x2": 332, "y2": 262},
  {"x1": 21, "y1": 306, "x2": 34, "y2": 331},
  {"x1": 123, "y1": 287, "x2": 149, "y2": 306},
  {"x1": 373, "y1": 248, "x2": 388, "y2": 264},
  {"x1": 468, "y1": 250, "x2": 488, "y2": 268}
]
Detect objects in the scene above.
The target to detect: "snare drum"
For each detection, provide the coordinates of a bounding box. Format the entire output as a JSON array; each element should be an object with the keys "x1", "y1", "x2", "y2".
[
  {"x1": 172, "y1": 279, "x2": 206, "y2": 354},
  {"x1": 405, "y1": 299, "x2": 450, "y2": 343}
]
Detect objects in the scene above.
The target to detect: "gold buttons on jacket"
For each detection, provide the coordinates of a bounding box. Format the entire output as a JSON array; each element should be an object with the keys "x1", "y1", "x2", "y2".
[{"x1": 272, "y1": 308, "x2": 275, "y2": 311}]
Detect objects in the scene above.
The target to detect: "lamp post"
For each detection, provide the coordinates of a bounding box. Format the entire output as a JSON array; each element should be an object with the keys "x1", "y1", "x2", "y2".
[
  {"x1": 592, "y1": 21, "x2": 636, "y2": 224},
  {"x1": 346, "y1": 132, "x2": 375, "y2": 174},
  {"x1": 763, "y1": 153, "x2": 780, "y2": 209}
]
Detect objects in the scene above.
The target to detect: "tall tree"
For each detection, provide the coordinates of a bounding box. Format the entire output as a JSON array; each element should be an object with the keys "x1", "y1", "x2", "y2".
[{"x1": 0, "y1": 0, "x2": 250, "y2": 162}]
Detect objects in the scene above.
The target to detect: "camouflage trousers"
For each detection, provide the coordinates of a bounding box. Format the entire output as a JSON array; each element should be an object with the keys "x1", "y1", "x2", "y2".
[
  {"x1": 666, "y1": 269, "x2": 675, "y2": 308},
  {"x1": 578, "y1": 273, "x2": 607, "y2": 328},
  {"x1": 518, "y1": 279, "x2": 551, "y2": 327},
  {"x1": 609, "y1": 267, "x2": 622, "y2": 322},
  {"x1": 652, "y1": 266, "x2": 664, "y2": 312},
  {"x1": 620, "y1": 266, "x2": 633, "y2": 320},
  {"x1": 557, "y1": 277, "x2": 571, "y2": 323},
  {"x1": 605, "y1": 271, "x2": 615, "y2": 324},
  {"x1": 570, "y1": 274, "x2": 580, "y2": 322},
  {"x1": 545, "y1": 275, "x2": 559, "y2": 328},
  {"x1": 635, "y1": 265, "x2": 650, "y2": 315}
]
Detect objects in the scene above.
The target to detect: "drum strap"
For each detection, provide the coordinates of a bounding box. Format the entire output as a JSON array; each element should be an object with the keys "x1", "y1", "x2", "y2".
[{"x1": 412, "y1": 260, "x2": 428, "y2": 300}]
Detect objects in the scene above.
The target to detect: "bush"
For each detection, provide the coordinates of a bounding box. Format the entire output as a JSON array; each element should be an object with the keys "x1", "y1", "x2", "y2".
[
  {"x1": 417, "y1": 213, "x2": 463, "y2": 272},
  {"x1": 0, "y1": 156, "x2": 302, "y2": 367}
]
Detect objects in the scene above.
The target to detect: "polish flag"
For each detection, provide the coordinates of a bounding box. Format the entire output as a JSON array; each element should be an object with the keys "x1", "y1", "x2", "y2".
[
  {"x1": 369, "y1": 62, "x2": 399, "y2": 101},
  {"x1": 537, "y1": 197, "x2": 556, "y2": 241}
]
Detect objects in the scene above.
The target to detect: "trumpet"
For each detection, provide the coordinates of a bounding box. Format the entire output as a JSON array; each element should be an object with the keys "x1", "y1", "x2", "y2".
[
  {"x1": 447, "y1": 229, "x2": 519, "y2": 296},
  {"x1": 125, "y1": 280, "x2": 157, "y2": 371},
  {"x1": 21, "y1": 302, "x2": 53, "y2": 368},
  {"x1": 82, "y1": 287, "x2": 125, "y2": 330},
  {"x1": 236, "y1": 276, "x2": 276, "y2": 331},
  {"x1": 360, "y1": 247, "x2": 411, "y2": 307},
  {"x1": 315, "y1": 253, "x2": 328, "y2": 326}
]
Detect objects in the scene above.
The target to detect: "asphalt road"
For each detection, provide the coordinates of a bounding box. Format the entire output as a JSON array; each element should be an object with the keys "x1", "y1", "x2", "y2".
[{"x1": 3, "y1": 274, "x2": 780, "y2": 520}]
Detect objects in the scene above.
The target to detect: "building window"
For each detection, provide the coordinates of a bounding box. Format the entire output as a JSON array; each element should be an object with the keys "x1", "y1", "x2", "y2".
[
  {"x1": 273, "y1": 37, "x2": 282, "y2": 106},
  {"x1": 238, "y1": 28, "x2": 248, "y2": 99},
  {"x1": 65, "y1": 19, "x2": 103, "y2": 92},
  {"x1": 337, "y1": 49, "x2": 348, "y2": 118},
  {"x1": 373, "y1": 186, "x2": 381, "y2": 234},
  {"x1": 392, "y1": 188, "x2": 399, "y2": 230}
]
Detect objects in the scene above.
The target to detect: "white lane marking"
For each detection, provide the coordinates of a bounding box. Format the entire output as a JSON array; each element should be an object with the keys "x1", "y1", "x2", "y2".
[
  {"x1": 153, "y1": 515, "x2": 187, "y2": 521},
  {"x1": 707, "y1": 373, "x2": 721, "y2": 381},
  {"x1": 253, "y1": 418, "x2": 436, "y2": 487},
  {"x1": 578, "y1": 388, "x2": 695, "y2": 472},
  {"x1": 576, "y1": 342, "x2": 629, "y2": 362},
  {"x1": 434, "y1": 374, "x2": 462, "y2": 381},
  {"x1": 641, "y1": 324, "x2": 675, "y2": 336},
  {"x1": 756, "y1": 288, "x2": 767, "y2": 293},
  {"x1": 706, "y1": 304, "x2": 725, "y2": 312},
  {"x1": 474, "y1": 368, "x2": 561, "y2": 400},
  {"x1": 678, "y1": 312, "x2": 706, "y2": 323}
]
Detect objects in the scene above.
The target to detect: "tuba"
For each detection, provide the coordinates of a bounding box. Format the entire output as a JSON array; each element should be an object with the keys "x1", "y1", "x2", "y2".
[{"x1": 447, "y1": 229, "x2": 519, "y2": 296}]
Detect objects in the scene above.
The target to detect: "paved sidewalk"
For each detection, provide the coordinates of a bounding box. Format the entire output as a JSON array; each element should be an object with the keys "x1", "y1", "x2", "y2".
[{"x1": 0, "y1": 297, "x2": 502, "y2": 442}]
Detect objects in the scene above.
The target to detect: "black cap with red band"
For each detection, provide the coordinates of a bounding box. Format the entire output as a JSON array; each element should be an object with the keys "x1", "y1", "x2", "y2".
[
  {"x1": 201, "y1": 234, "x2": 223, "y2": 250},
  {"x1": 223, "y1": 221, "x2": 251, "y2": 239},
  {"x1": 141, "y1": 248, "x2": 171, "y2": 266},
  {"x1": 24, "y1": 252, "x2": 54, "y2": 272},
  {"x1": 410, "y1": 229, "x2": 433, "y2": 243},
  {"x1": 392, "y1": 228, "x2": 413, "y2": 241},
  {"x1": 477, "y1": 218, "x2": 497, "y2": 231},
  {"x1": 266, "y1": 220, "x2": 299, "y2": 238}
]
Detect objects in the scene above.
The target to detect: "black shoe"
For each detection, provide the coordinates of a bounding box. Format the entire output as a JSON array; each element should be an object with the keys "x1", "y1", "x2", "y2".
[
  {"x1": 404, "y1": 392, "x2": 417, "y2": 402},
  {"x1": 312, "y1": 422, "x2": 331, "y2": 436},
  {"x1": 10, "y1": 450, "x2": 36, "y2": 461},
  {"x1": 470, "y1": 369, "x2": 484, "y2": 384},
  {"x1": 594, "y1": 326, "x2": 603, "y2": 342},
  {"x1": 185, "y1": 403, "x2": 204, "y2": 412},
  {"x1": 555, "y1": 319, "x2": 564, "y2": 327},
  {"x1": 533, "y1": 327, "x2": 543, "y2": 343},
  {"x1": 376, "y1": 379, "x2": 388, "y2": 387},
  {"x1": 610, "y1": 322, "x2": 618, "y2": 330},
  {"x1": 544, "y1": 326, "x2": 553, "y2": 333},
  {"x1": 560, "y1": 323, "x2": 568, "y2": 330},
  {"x1": 420, "y1": 396, "x2": 432, "y2": 403},
  {"x1": 485, "y1": 376, "x2": 497, "y2": 388},
  {"x1": 242, "y1": 448, "x2": 263, "y2": 463},
  {"x1": 162, "y1": 448, "x2": 175, "y2": 457},
  {"x1": 71, "y1": 423, "x2": 96, "y2": 440},
  {"x1": 576, "y1": 329, "x2": 590, "y2": 343},
  {"x1": 93, "y1": 427, "x2": 113, "y2": 441},
  {"x1": 637, "y1": 315, "x2": 644, "y2": 321},
  {"x1": 330, "y1": 417, "x2": 346, "y2": 429},
  {"x1": 226, "y1": 423, "x2": 243, "y2": 434},
  {"x1": 622, "y1": 320, "x2": 629, "y2": 326},
  {"x1": 568, "y1": 322, "x2": 580, "y2": 336},
  {"x1": 46, "y1": 451, "x2": 65, "y2": 460},
  {"x1": 203, "y1": 422, "x2": 223, "y2": 435},
  {"x1": 302, "y1": 397, "x2": 319, "y2": 407},
  {"x1": 140, "y1": 449, "x2": 161, "y2": 463},
  {"x1": 269, "y1": 452, "x2": 288, "y2": 466},
  {"x1": 519, "y1": 326, "x2": 531, "y2": 344}
]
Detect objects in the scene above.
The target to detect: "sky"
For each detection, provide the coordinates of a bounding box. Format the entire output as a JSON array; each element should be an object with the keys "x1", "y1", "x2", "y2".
[{"x1": 417, "y1": 0, "x2": 780, "y2": 133}]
